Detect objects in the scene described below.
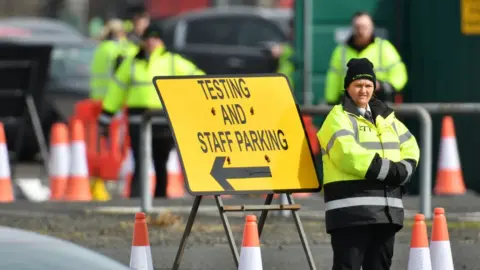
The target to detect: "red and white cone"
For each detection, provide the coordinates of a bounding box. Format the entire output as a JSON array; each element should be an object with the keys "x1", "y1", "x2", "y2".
[
  {"x1": 430, "y1": 207, "x2": 454, "y2": 270},
  {"x1": 238, "y1": 215, "x2": 263, "y2": 270},
  {"x1": 129, "y1": 212, "x2": 154, "y2": 270}
]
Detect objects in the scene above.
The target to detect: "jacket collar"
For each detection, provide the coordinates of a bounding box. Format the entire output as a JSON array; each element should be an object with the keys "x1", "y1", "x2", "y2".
[{"x1": 342, "y1": 94, "x2": 394, "y2": 120}]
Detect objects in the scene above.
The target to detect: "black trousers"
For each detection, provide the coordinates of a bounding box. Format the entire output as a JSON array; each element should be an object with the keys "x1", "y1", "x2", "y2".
[
  {"x1": 128, "y1": 124, "x2": 174, "y2": 198},
  {"x1": 330, "y1": 224, "x2": 398, "y2": 270}
]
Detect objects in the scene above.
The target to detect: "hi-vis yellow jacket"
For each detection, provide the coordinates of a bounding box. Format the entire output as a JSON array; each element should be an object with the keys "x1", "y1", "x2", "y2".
[
  {"x1": 324, "y1": 37, "x2": 408, "y2": 105},
  {"x1": 98, "y1": 46, "x2": 205, "y2": 125},
  {"x1": 317, "y1": 96, "x2": 419, "y2": 232}
]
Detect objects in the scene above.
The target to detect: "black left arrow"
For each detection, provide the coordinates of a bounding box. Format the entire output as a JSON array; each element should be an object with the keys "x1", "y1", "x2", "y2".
[{"x1": 210, "y1": 156, "x2": 272, "y2": 191}]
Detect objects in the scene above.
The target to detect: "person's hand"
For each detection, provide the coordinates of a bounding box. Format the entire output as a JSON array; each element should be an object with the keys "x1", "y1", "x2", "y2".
[{"x1": 270, "y1": 44, "x2": 283, "y2": 59}]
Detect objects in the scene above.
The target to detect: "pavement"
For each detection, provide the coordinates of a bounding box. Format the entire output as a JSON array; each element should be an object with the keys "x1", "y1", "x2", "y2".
[{"x1": 4, "y1": 163, "x2": 480, "y2": 269}]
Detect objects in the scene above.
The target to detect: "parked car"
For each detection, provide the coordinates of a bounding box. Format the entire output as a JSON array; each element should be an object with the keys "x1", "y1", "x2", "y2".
[
  {"x1": 156, "y1": 6, "x2": 293, "y2": 75},
  {"x1": 0, "y1": 18, "x2": 95, "y2": 161},
  {"x1": 0, "y1": 226, "x2": 130, "y2": 270}
]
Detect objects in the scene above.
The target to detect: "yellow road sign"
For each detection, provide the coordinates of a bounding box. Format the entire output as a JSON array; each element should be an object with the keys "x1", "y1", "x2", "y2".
[
  {"x1": 461, "y1": 0, "x2": 480, "y2": 35},
  {"x1": 153, "y1": 74, "x2": 320, "y2": 195}
]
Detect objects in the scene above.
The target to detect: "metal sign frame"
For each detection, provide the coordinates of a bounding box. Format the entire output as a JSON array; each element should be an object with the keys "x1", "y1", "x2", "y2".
[{"x1": 148, "y1": 74, "x2": 321, "y2": 270}]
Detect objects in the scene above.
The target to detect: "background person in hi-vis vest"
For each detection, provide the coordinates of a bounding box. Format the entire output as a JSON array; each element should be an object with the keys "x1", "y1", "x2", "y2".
[
  {"x1": 324, "y1": 12, "x2": 408, "y2": 105},
  {"x1": 98, "y1": 25, "x2": 205, "y2": 198},
  {"x1": 317, "y1": 58, "x2": 419, "y2": 270}
]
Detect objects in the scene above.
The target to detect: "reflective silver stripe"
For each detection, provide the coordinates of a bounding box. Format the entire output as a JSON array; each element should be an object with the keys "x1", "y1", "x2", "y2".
[
  {"x1": 341, "y1": 45, "x2": 347, "y2": 71},
  {"x1": 325, "y1": 196, "x2": 403, "y2": 211},
  {"x1": 391, "y1": 122, "x2": 398, "y2": 135},
  {"x1": 98, "y1": 114, "x2": 112, "y2": 124},
  {"x1": 399, "y1": 131, "x2": 413, "y2": 144},
  {"x1": 324, "y1": 129, "x2": 355, "y2": 155},
  {"x1": 377, "y1": 158, "x2": 390, "y2": 180},
  {"x1": 361, "y1": 141, "x2": 400, "y2": 150},
  {"x1": 377, "y1": 38, "x2": 384, "y2": 72},
  {"x1": 171, "y1": 54, "x2": 176, "y2": 75},
  {"x1": 321, "y1": 148, "x2": 326, "y2": 155},
  {"x1": 128, "y1": 115, "x2": 168, "y2": 124},
  {"x1": 348, "y1": 115, "x2": 400, "y2": 150},
  {"x1": 347, "y1": 114, "x2": 359, "y2": 141},
  {"x1": 399, "y1": 160, "x2": 413, "y2": 185},
  {"x1": 113, "y1": 77, "x2": 128, "y2": 89},
  {"x1": 131, "y1": 82, "x2": 151, "y2": 86}
]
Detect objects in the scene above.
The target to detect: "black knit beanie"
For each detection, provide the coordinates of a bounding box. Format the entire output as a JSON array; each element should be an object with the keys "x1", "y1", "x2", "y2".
[{"x1": 343, "y1": 58, "x2": 376, "y2": 90}]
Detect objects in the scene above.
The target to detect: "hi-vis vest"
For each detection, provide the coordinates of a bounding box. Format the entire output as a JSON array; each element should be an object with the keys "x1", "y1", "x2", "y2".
[
  {"x1": 90, "y1": 39, "x2": 132, "y2": 101},
  {"x1": 277, "y1": 43, "x2": 295, "y2": 90},
  {"x1": 324, "y1": 37, "x2": 408, "y2": 105},
  {"x1": 317, "y1": 97, "x2": 419, "y2": 232},
  {"x1": 100, "y1": 46, "x2": 205, "y2": 125}
]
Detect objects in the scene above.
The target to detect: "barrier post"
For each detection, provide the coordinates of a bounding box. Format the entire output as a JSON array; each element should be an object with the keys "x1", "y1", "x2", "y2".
[
  {"x1": 301, "y1": 104, "x2": 433, "y2": 219},
  {"x1": 139, "y1": 113, "x2": 153, "y2": 213}
]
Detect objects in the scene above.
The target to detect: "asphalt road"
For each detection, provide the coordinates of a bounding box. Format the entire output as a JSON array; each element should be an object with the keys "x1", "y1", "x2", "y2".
[{"x1": 5, "y1": 163, "x2": 480, "y2": 269}]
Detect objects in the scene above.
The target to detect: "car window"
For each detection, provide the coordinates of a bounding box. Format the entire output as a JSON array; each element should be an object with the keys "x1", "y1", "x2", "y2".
[
  {"x1": 237, "y1": 18, "x2": 286, "y2": 47},
  {"x1": 185, "y1": 17, "x2": 241, "y2": 45},
  {"x1": 50, "y1": 45, "x2": 94, "y2": 78}
]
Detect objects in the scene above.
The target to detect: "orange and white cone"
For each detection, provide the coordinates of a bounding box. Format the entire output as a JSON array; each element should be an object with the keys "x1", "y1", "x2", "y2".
[
  {"x1": 129, "y1": 212, "x2": 154, "y2": 270},
  {"x1": 166, "y1": 149, "x2": 185, "y2": 198},
  {"x1": 435, "y1": 116, "x2": 466, "y2": 195},
  {"x1": 122, "y1": 156, "x2": 156, "y2": 198},
  {"x1": 118, "y1": 147, "x2": 134, "y2": 196},
  {"x1": 0, "y1": 123, "x2": 14, "y2": 202},
  {"x1": 49, "y1": 123, "x2": 70, "y2": 200},
  {"x1": 64, "y1": 119, "x2": 92, "y2": 201},
  {"x1": 430, "y1": 207, "x2": 454, "y2": 270},
  {"x1": 238, "y1": 215, "x2": 263, "y2": 270},
  {"x1": 407, "y1": 214, "x2": 432, "y2": 270}
]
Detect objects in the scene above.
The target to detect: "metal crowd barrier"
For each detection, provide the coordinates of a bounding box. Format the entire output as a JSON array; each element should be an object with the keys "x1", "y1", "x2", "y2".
[{"x1": 137, "y1": 103, "x2": 480, "y2": 219}]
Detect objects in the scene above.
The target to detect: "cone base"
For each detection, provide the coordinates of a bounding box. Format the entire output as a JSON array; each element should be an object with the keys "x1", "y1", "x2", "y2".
[
  {"x1": 407, "y1": 247, "x2": 432, "y2": 270},
  {"x1": 50, "y1": 178, "x2": 68, "y2": 201},
  {"x1": 0, "y1": 179, "x2": 14, "y2": 202},
  {"x1": 434, "y1": 170, "x2": 466, "y2": 195},
  {"x1": 64, "y1": 176, "x2": 92, "y2": 201},
  {"x1": 431, "y1": 241, "x2": 454, "y2": 270},
  {"x1": 238, "y1": 247, "x2": 263, "y2": 270}
]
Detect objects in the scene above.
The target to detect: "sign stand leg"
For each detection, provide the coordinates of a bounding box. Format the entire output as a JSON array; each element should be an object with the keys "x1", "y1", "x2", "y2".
[
  {"x1": 214, "y1": 195, "x2": 240, "y2": 266},
  {"x1": 257, "y1": 193, "x2": 274, "y2": 237},
  {"x1": 287, "y1": 193, "x2": 316, "y2": 270},
  {"x1": 172, "y1": 195, "x2": 202, "y2": 270}
]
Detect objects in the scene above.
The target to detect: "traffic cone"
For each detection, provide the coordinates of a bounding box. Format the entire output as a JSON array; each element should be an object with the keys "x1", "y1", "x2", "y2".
[
  {"x1": 0, "y1": 123, "x2": 14, "y2": 203},
  {"x1": 407, "y1": 214, "x2": 432, "y2": 270},
  {"x1": 64, "y1": 119, "x2": 92, "y2": 201},
  {"x1": 430, "y1": 207, "x2": 454, "y2": 270},
  {"x1": 49, "y1": 123, "x2": 70, "y2": 200},
  {"x1": 119, "y1": 148, "x2": 134, "y2": 197},
  {"x1": 122, "y1": 157, "x2": 156, "y2": 198},
  {"x1": 238, "y1": 215, "x2": 263, "y2": 270},
  {"x1": 434, "y1": 116, "x2": 466, "y2": 195},
  {"x1": 129, "y1": 212, "x2": 154, "y2": 270},
  {"x1": 166, "y1": 149, "x2": 186, "y2": 198}
]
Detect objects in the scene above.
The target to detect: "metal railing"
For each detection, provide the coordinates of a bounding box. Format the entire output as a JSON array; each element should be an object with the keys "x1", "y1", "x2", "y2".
[{"x1": 137, "y1": 103, "x2": 480, "y2": 219}]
